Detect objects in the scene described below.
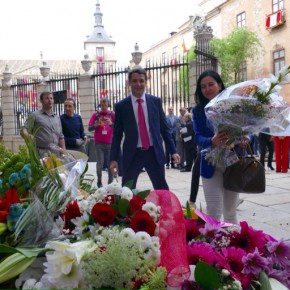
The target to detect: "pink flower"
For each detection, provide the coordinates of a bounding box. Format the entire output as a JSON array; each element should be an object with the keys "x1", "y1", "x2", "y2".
[
  {"x1": 184, "y1": 218, "x2": 204, "y2": 242},
  {"x1": 217, "y1": 246, "x2": 252, "y2": 289},
  {"x1": 187, "y1": 242, "x2": 216, "y2": 266},
  {"x1": 242, "y1": 247, "x2": 268, "y2": 277},
  {"x1": 231, "y1": 221, "x2": 268, "y2": 254},
  {"x1": 267, "y1": 239, "x2": 290, "y2": 268},
  {"x1": 198, "y1": 222, "x2": 220, "y2": 239}
]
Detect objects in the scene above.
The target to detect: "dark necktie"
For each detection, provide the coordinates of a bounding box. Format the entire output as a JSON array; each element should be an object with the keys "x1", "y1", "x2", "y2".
[{"x1": 137, "y1": 99, "x2": 150, "y2": 149}]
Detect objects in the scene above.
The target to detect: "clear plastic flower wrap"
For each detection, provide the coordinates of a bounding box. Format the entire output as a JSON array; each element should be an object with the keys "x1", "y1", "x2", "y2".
[
  {"x1": 203, "y1": 66, "x2": 290, "y2": 167},
  {"x1": 14, "y1": 146, "x2": 88, "y2": 246}
]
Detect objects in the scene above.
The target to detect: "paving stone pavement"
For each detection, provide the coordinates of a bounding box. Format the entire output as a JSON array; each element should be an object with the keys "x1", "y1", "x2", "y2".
[{"x1": 86, "y1": 162, "x2": 290, "y2": 241}]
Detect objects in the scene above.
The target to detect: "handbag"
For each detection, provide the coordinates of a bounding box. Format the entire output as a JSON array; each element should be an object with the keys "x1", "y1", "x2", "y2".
[{"x1": 223, "y1": 144, "x2": 265, "y2": 193}]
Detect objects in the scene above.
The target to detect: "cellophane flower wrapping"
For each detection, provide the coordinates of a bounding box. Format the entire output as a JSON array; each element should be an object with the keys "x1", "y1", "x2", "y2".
[
  {"x1": 14, "y1": 145, "x2": 88, "y2": 247},
  {"x1": 147, "y1": 190, "x2": 191, "y2": 287},
  {"x1": 204, "y1": 67, "x2": 290, "y2": 167}
]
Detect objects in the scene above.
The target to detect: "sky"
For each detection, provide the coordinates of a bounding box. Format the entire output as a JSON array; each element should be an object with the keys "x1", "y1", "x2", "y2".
[{"x1": 0, "y1": 0, "x2": 200, "y2": 65}]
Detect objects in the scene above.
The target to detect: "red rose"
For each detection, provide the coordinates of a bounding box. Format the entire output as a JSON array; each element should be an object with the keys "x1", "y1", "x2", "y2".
[
  {"x1": 130, "y1": 210, "x2": 156, "y2": 236},
  {"x1": 0, "y1": 188, "x2": 21, "y2": 222},
  {"x1": 91, "y1": 203, "x2": 118, "y2": 226},
  {"x1": 5, "y1": 188, "x2": 21, "y2": 204},
  {"x1": 61, "y1": 200, "x2": 82, "y2": 229},
  {"x1": 0, "y1": 210, "x2": 9, "y2": 222},
  {"x1": 129, "y1": 196, "x2": 145, "y2": 214}
]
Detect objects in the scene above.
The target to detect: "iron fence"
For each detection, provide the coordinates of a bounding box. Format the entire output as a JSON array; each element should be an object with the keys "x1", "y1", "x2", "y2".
[
  {"x1": 5, "y1": 60, "x2": 190, "y2": 136},
  {"x1": 11, "y1": 74, "x2": 79, "y2": 135},
  {"x1": 92, "y1": 58, "x2": 190, "y2": 115}
]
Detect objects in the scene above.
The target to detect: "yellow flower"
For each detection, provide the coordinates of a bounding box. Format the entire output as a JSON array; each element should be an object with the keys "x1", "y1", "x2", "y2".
[
  {"x1": 183, "y1": 208, "x2": 199, "y2": 219},
  {"x1": 42, "y1": 154, "x2": 63, "y2": 170}
]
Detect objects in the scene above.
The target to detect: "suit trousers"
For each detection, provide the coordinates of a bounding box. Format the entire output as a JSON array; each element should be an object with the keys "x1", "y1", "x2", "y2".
[
  {"x1": 202, "y1": 168, "x2": 239, "y2": 224},
  {"x1": 122, "y1": 147, "x2": 169, "y2": 190}
]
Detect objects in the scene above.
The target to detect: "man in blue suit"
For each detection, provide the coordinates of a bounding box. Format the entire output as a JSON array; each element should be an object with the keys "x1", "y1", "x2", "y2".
[{"x1": 109, "y1": 66, "x2": 180, "y2": 190}]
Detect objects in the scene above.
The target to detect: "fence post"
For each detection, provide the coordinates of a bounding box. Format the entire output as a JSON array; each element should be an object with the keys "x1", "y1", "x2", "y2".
[
  {"x1": 189, "y1": 60, "x2": 198, "y2": 107},
  {"x1": 79, "y1": 73, "x2": 95, "y2": 134},
  {"x1": 1, "y1": 66, "x2": 23, "y2": 151}
]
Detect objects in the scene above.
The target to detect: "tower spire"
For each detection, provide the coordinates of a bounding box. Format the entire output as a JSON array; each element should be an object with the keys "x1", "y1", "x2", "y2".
[{"x1": 94, "y1": 0, "x2": 103, "y2": 28}]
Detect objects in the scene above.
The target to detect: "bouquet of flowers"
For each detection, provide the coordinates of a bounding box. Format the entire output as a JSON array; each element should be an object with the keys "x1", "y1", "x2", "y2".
[
  {"x1": 1, "y1": 179, "x2": 190, "y2": 289},
  {"x1": 0, "y1": 140, "x2": 81, "y2": 246},
  {"x1": 203, "y1": 66, "x2": 290, "y2": 167},
  {"x1": 182, "y1": 209, "x2": 290, "y2": 290},
  {"x1": 0, "y1": 144, "x2": 34, "y2": 246}
]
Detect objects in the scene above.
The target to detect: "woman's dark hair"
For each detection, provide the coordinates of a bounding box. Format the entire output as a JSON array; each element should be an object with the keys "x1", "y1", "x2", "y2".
[{"x1": 194, "y1": 70, "x2": 225, "y2": 108}]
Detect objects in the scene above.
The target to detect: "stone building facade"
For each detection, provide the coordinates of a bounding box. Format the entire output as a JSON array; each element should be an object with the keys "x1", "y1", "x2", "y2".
[{"x1": 141, "y1": 0, "x2": 290, "y2": 102}]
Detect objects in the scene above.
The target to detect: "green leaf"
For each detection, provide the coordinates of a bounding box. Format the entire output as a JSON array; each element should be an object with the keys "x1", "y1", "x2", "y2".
[
  {"x1": 137, "y1": 189, "x2": 150, "y2": 200},
  {"x1": 259, "y1": 271, "x2": 272, "y2": 290},
  {"x1": 186, "y1": 201, "x2": 192, "y2": 218},
  {"x1": 195, "y1": 261, "x2": 221, "y2": 290},
  {"x1": 0, "y1": 244, "x2": 47, "y2": 258},
  {"x1": 118, "y1": 199, "x2": 130, "y2": 217},
  {"x1": 124, "y1": 180, "x2": 134, "y2": 189}
]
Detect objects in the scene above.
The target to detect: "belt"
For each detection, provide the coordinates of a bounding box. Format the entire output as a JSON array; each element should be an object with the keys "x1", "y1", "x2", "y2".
[{"x1": 137, "y1": 146, "x2": 151, "y2": 151}]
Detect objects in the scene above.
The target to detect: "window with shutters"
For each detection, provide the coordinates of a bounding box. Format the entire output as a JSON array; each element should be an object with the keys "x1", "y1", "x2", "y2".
[{"x1": 273, "y1": 49, "x2": 285, "y2": 76}]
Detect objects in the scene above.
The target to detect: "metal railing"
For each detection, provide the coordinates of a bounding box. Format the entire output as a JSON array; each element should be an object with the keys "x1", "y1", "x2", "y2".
[
  {"x1": 92, "y1": 58, "x2": 190, "y2": 115},
  {"x1": 11, "y1": 74, "x2": 79, "y2": 135}
]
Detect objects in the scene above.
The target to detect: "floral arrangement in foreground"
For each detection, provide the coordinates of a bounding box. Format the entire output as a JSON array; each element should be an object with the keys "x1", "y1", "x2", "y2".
[
  {"x1": 1, "y1": 177, "x2": 190, "y2": 289},
  {"x1": 182, "y1": 208, "x2": 290, "y2": 290},
  {"x1": 1, "y1": 139, "x2": 190, "y2": 289},
  {"x1": 0, "y1": 139, "x2": 89, "y2": 248},
  {"x1": 204, "y1": 65, "x2": 290, "y2": 167}
]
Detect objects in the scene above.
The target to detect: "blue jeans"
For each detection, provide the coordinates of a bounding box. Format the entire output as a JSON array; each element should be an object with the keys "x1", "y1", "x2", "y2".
[{"x1": 95, "y1": 142, "x2": 113, "y2": 184}]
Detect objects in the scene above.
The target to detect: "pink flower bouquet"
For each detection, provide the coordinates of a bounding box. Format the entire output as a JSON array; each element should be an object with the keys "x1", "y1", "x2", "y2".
[{"x1": 183, "y1": 210, "x2": 290, "y2": 289}]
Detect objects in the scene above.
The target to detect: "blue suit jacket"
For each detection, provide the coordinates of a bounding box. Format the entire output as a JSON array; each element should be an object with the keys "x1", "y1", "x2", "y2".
[
  {"x1": 192, "y1": 104, "x2": 215, "y2": 178},
  {"x1": 110, "y1": 94, "x2": 176, "y2": 171}
]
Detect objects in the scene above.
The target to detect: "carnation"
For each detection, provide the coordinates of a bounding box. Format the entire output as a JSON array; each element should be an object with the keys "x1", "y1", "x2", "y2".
[{"x1": 106, "y1": 181, "x2": 122, "y2": 195}]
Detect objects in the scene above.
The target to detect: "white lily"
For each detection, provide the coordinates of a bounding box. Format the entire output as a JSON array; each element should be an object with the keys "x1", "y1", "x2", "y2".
[{"x1": 43, "y1": 240, "x2": 95, "y2": 287}]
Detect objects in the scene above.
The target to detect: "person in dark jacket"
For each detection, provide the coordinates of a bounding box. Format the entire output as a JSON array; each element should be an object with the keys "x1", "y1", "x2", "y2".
[
  {"x1": 180, "y1": 112, "x2": 197, "y2": 172},
  {"x1": 60, "y1": 98, "x2": 87, "y2": 153}
]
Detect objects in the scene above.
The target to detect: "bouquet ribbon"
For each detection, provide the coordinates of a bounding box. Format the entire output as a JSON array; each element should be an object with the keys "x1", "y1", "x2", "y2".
[{"x1": 147, "y1": 190, "x2": 190, "y2": 287}]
